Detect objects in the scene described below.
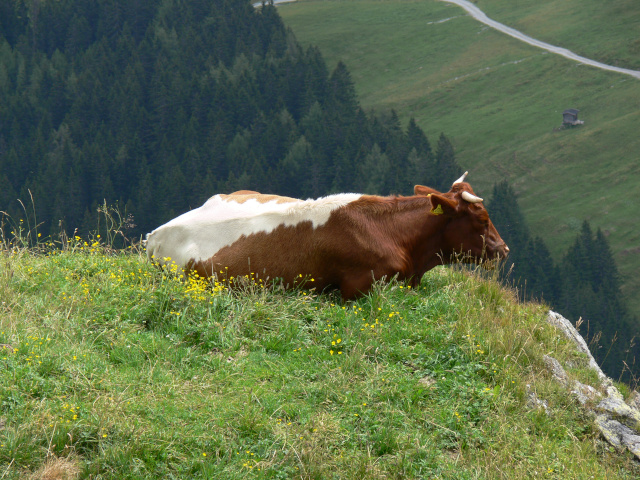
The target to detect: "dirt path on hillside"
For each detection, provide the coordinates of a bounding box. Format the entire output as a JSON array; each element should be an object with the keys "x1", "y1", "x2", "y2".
[
  {"x1": 439, "y1": 0, "x2": 640, "y2": 80},
  {"x1": 265, "y1": 0, "x2": 639, "y2": 80}
]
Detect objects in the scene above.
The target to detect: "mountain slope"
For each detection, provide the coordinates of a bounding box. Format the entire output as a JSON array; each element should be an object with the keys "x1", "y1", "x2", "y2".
[
  {"x1": 1, "y1": 242, "x2": 640, "y2": 478},
  {"x1": 475, "y1": 0, "x2": 640, "y2": 70}
]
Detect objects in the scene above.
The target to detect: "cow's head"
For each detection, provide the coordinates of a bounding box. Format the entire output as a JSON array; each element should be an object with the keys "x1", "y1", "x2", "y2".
[{"x1": 414, "y1": 172, "x2": 509, "y2": 264}]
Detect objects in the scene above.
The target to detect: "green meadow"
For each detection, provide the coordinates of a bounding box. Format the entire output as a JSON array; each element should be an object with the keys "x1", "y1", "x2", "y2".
[
  {"x1": 278, "y1": 0, "x2": 640, "y2": 313},
  {"x1": 2, "y1": 234, "x2": 640, "y2": 478},
  {"x1": 477, "y1": 0, "x2": 640, "y2": 69}
]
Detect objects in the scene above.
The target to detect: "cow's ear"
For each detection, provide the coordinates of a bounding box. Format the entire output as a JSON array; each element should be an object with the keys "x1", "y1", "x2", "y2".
[
  {"x1": 427, "y1": 193, "x2": 458, "y2": 216},
  {"x1": 414, "y1": 185, "x2": 439, "y2": 196}
]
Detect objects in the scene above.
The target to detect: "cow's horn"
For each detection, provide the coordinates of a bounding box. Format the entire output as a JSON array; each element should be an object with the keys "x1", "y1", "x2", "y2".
[
  {"x1": 453, "y1": 171, "x2": 469, "y2": 185},
  {"x1": 461, "y1": 191, "x2": 483, "y2": 203}
]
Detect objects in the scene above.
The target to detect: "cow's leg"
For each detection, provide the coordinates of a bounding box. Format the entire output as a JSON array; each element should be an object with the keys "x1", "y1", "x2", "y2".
[
  {"x1": 409, "y1": 274, "x2": 423, "y2": 288},
  {"x1": 339, "y1": 272, "x2": 375, "y2": 301}
]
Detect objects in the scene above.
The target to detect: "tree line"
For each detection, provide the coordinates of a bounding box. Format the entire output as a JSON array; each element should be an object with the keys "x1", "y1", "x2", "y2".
[{"x1": 0, "y1": 0, "x2": 636, "y2": 381}]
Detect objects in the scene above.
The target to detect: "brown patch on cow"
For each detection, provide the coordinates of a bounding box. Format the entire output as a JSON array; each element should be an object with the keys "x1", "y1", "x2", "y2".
[
  {"x1": 219, "y1": 193, "x2": 300, "y2": 204},
  {"x1": 191, "y1": 195, "x2": 435, "y2": 299},
  {"x1": 191, "y1": 220, "x2": 334, "y2": 289},
  {"x1": 230, "y1": 190, "x2": 261, "y2": 195}
]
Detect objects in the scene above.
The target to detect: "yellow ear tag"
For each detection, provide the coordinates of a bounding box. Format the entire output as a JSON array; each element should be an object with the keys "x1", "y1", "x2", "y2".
[{"x1": 430, "y1": 204, "x2": 444, "y2": 215}]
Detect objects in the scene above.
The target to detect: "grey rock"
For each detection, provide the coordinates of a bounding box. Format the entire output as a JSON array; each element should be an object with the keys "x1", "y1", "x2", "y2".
[
  {"x1": 546, "y1": 311, "x2": 640, "y2": 460},
  {"x1": 571, "y1": 380, "x2": 600, "y2": 405},
  {"x1": 597, "y1": 397, "x2": 640, "y2": 429},
  {"x1": 547, "y1": 311, "x2": 608, "y2": 383},
  {"x1": 543, "y1": 354, "x2": 568, "y2": 384},
  {"x1": 629, "y1": 391, "x2": 640, "y2": 411},
  {"x1": 595, "y1": 415, "x2": 640, "y2": 457},
  {"x1": 525, "y1": 384, "x2": 549, "y2": 413}
]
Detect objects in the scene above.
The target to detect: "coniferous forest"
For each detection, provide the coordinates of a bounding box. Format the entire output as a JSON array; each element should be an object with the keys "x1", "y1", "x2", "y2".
[
  {"x1": 0, "y1": 0, "x2": 637, "y2": 381},
  {"x1": 0, "y1": 0, "x2": 458, "y2": 238}
]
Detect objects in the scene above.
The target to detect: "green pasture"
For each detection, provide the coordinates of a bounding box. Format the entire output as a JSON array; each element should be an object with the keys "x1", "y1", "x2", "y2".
[
  {"x1": 476, "y1": 0, "x2": 640, "y2": 69},
  {"x1": 1, "y1": 239, "x2": 639, "y2": 478},
  {"x1": 278, "y1": 0, "x2": 640, "y2": 313}
]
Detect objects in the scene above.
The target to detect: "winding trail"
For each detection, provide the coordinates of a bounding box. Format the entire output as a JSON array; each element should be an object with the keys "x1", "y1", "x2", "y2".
[
  {"x1": 265, "y1": 0, "x2": 640, "y2": 80},
  {"x1": 438, "y1": 0, "x2": 640, "y2": 80}
]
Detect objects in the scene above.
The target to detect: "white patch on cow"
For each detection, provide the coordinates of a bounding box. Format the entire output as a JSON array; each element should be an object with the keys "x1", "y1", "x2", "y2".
[{"x1": 146, "y1": 193, "x2": 362, "y2": 268}]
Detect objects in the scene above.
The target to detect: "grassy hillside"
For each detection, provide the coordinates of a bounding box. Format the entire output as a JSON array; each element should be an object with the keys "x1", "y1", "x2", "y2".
[
  {"x1": 476, "y1": 0, "x2": 640, "y2": 69},
  {"x1": 1, "y1": 238, "x2": 640, "y2": 478},
  {"x1": 277, "y1": 0, "x2": 640, "y2": 314}
]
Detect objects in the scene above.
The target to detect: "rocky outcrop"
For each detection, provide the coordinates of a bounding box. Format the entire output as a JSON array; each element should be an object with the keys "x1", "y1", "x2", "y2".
[{"x1": 545, "y1": 311, "x2": 640, "y2": 459}]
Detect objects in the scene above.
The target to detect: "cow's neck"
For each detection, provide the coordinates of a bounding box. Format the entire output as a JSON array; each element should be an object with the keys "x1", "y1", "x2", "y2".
[
  {"x1": 351, "y1": 195, "x2": 450, "y2": 275},
  {"x1": 394, "y1": 196, "x2": 451, "y2": 273}
]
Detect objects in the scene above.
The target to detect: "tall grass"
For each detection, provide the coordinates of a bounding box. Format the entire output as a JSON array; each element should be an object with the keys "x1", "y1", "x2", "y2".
[
  {"x1": 1, "y1": 190, "x2": 41, "y2": 251},
  {"x1": 1, "y1": 210, "x2": 639, "y2": 478}
]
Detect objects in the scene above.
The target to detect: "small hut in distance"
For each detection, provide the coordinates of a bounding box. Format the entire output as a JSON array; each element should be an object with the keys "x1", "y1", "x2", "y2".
[{"x1": 562, "y1": 109, "x2": 584, "y2": 126}]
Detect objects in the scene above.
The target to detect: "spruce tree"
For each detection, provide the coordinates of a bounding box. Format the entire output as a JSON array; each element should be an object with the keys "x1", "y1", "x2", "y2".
[
  {"x1": 406, "y1": 118, "x2": 432, "y2": 159},
  {"x1": 486, "y1": 181, "x2": 530, "y2": 253},
  {"x1": 433, "y1": 133, "x2": 462, "y2": 192},
  {"x1": 360, "y1": 144, "x2": 390, "y2": 194},
  {"x1": 328, "y1": 61, "x2": 359, "y2": 118},
  {"x1": 559, "y1": 220, "x2": 636, "y2": 379},
  {"x1": 486, "y1": 181, "x2": 561, "y2": 304}
]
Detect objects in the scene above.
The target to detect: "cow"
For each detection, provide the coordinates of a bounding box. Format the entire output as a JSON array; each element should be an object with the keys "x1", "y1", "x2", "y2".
[{"x1": 145, "y1": 172, "x2": 508, "y2": 300}]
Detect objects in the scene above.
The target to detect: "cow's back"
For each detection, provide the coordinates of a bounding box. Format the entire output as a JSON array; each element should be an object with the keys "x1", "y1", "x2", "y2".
[{"x1": 146, "y1": 192, "x2": 361, "y2": 275}]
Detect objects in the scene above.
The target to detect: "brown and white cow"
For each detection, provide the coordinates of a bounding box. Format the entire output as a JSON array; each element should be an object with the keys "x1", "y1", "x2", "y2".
[{"x1": 145, "y1": 172, "x2": 508, "y2": 299}]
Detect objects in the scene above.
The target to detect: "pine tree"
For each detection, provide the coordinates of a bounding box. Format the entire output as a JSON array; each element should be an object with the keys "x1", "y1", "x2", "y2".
[
  {"x1": 558, "y1": 220, "x2": 636, "y2": 379},
  {"x1": 433, "y1": 133, "x2": 463, "y2": 192},
  {"x1": 486, "y1": 181, "x2": 563, "y2": 304},
  {"x1": 593, "y1": 228, "x2": 621, "y2": 295},
  {"x1": 404, "y1": 119, "x2": 434, "y2": 191},
  {"x1": 486, "y1": 181, "x2": 530, "y2": 252},
  {"x1": 406, "y1": 148, "x2": 431, "y2": 189},
  {"x1": 328, "y1": 61, "x2": 359, "y2": 118},
  {"x1": 406, "y1": 118, "x2": 432, "y2": 158},
  {"x1": 277, "y1": 135, "x2": 311, "y2": 197},
  {"x1": 519, "y1": 236, "x2": 561, "y2": 305},
  {"x1": 360, "y1": 143, "x2": 390, "y2": 194}
]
